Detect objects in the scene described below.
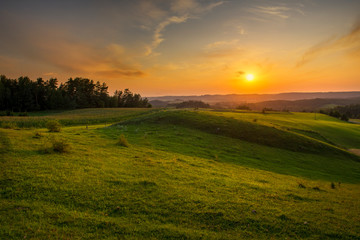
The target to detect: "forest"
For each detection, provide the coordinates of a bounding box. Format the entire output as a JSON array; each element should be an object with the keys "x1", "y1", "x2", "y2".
[
  {"x1": 0, "y1": 75, "x2": 151, "y2": 112},
  {"x1": 320, "y1": 104, "x2": 360, "y2": 121}
]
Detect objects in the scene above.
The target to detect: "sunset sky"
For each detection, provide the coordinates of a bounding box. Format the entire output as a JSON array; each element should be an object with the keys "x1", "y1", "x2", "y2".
[{"x1": 1, "y1": 0, "x2": 359, "y2": 96}]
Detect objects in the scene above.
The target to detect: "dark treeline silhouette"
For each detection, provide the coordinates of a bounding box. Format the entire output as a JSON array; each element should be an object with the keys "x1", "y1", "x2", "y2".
[
  {"x1": 174, "y1": 100, "x2": 210, "y2": 109},
  {"x1": 0, "y1": 75, "x2": 151, "y2": 112},
  {"x1": 320, "y1": 104, "x2": 360, "y2": 121}
]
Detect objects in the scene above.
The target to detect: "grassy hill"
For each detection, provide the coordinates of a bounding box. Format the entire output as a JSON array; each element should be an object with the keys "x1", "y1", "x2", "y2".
[{"x1": 1, "y1": 109, "x2": 360, "y2": 239}]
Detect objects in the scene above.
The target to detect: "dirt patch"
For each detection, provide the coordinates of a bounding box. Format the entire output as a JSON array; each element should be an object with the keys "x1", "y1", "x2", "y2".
[{"x1": 349, "y1": 149, "x2": 360, "y2": 156}]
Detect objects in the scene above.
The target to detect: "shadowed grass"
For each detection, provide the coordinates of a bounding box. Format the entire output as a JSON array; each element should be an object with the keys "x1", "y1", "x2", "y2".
[{"x1": 0, "y1": 108, "x2": 158, "y2": 129}]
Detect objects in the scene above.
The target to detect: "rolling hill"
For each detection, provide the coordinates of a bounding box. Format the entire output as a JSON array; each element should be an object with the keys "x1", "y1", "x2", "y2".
[{"x1": 1, "y1": 108, "x2": 360, "y2": 239}]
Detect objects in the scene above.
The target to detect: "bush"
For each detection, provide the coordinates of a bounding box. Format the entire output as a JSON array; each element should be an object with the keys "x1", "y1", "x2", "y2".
[
  {"x1": 33, "y1": 132, "x2": 43, "y2": 139},
  {"x1": 52, "y1": 138, "x2": 71, "y2": 153},
  {"x1": 43, "y1": 137, "x2": 71, "y2": 153},
  {"x1": 175, "y1": 100, "x2": 210, "y2": 109},
  {"x1": 46, "y1": 120, "x2": 61, "y2": 132},
  {"x1": 236, "y1": 104, "x2": 250, "y2": 110},
  {"x1": 340, "y1": 114, "x2": 349, "y2": 122},
  {"x1": 117, "y1": 134, "x2": 129, "y2": 147}
]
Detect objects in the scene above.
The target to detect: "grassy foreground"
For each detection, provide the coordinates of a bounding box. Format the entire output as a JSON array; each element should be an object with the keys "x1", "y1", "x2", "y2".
[{"x1": 1, "y1": 109, "x2": 360, "y2": 239}]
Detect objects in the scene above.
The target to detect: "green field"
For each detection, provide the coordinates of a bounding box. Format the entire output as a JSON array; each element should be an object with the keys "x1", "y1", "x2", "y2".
[{"x1": 1, "y1": 109, "x2": 360, "y2": 239}]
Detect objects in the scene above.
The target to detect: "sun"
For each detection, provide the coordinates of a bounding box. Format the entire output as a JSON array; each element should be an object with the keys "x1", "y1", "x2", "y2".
[{"x1": 246, "y1": 73, "x2": 254, "y2": 81}]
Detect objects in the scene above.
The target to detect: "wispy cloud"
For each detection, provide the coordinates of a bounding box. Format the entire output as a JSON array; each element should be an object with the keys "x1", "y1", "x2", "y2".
[
  {"x1": 249, "y1": 6, "x2": 291, "y2": 19},
  {"x1": 145, "y1": 0, "x2": 224, "y2": 56},
  {"x1": 145, "y1": 15, "x2": 189, "y2": 56},
  {"x1": 297, "y1": 19, "x2": 360, "y2": 67},
  {"x1": 205, "y1": 39, "x2": 239, "y2": 49},
  {"x1": 171, "y1": 0, "x2": 224, "y2": 14},
  {"x1": 43, "y1": 72, "x2": 57, "y2": 76},
  {"x1": 247, "y1": 3, "x2": 305, "y2": 20}
]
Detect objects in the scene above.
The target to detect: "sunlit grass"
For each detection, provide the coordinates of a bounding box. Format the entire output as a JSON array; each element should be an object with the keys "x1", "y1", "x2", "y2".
[{"x1": 1, "y1": 109, "x2": 360, "y2": 239}]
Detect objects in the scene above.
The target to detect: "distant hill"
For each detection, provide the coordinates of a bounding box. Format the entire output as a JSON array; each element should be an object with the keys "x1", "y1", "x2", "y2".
[
  {"x1": 149, "y1": 92, "x2": 360, "y2": 109},
  {"x1": 148, "y1": 91, "x2": 360, "y2": 104},
  {"x1": 247, "y1": 97, "x2": 360, "y2": 112}
]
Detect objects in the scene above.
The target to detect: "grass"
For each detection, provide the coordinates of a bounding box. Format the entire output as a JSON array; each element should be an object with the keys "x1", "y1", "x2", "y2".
[
  {"x1": 0, "y1": 108, "x2": 158, "y2": 129},
  {"x1": 1, "y1": 109, "x2": 360, "y2": 239}
]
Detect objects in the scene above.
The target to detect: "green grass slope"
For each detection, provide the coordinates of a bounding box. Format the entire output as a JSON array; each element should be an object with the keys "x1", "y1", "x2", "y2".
[
  {"x1": 120, "y1": 110, "x2": 357, "y2": 155},
  {"x1": 1, "y1": 109, "x2": 360, "y2": 239},
  {"x1": 208, "y1": 110, "x2": 360, "y2": 149}
]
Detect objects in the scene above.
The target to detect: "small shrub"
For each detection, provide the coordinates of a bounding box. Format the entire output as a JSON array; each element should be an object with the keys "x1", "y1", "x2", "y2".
[
  {"x1": 46, "y1": 120, "x2": 61, "y2": 132},
  {"x1": 117, "y1": 134, "x2": 129, "y2": 147},
  {"x1": 33, "y1": 132, "x2": 43, "y2": 139},
  {"x1": 298, "y1": 183, "x2": 306, "y2": 188},
  {"x1": 52, "y1": 138, "x2": 71, "y2": 153},
  {"x1": 41, "y1": 137, "x2": 71, "y2": 153}
]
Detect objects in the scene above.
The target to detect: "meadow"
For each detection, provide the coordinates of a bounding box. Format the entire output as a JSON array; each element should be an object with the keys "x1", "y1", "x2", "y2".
[{"x1": 1, "y1": 108, "x2": 360, "y2": 239}]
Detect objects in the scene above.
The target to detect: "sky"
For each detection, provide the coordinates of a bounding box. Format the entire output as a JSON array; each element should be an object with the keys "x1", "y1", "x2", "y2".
[{"x1": 0, "y1": 0, "x2": 359, "y2": 96}]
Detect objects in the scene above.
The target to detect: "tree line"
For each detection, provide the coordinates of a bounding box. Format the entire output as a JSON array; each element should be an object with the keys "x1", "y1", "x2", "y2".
[
  {"x1": 170, "y1": 100, "x2": 210, "y2": 109},
  {"x1": 0, "y1": 75, "x2": 151, "y2": 112},
  {"x1": 320, "y1": 104, "x2": 360, "y2": 121}
]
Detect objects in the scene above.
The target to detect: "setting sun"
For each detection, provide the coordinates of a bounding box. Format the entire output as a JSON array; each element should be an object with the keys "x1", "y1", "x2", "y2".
[{"x1": 246, "y1": 74, "x2": 254, "y2": 81}]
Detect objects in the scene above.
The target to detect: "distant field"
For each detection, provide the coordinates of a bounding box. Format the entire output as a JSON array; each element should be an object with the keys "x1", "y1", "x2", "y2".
[{"x1": 1, "y1": 108, "x2": 360, "y2": 239}]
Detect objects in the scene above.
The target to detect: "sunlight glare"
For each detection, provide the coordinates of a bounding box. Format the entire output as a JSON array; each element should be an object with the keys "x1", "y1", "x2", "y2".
[{"x1": 246, "y1": 74, "x2": 254, "y2": 81}]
